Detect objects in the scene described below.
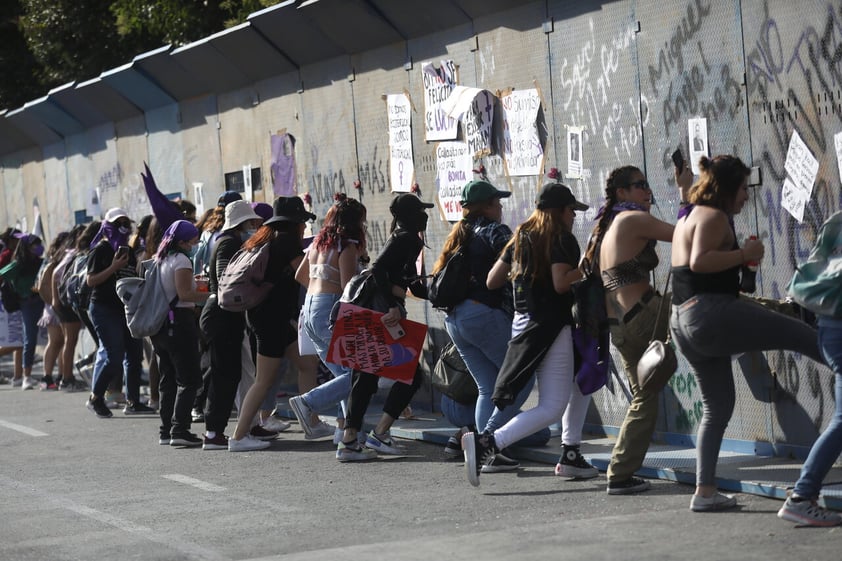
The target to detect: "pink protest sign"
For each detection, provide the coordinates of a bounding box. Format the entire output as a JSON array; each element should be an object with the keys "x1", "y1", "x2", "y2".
[{"x1": 327, "y1": 303, "x2": 427, "y2": 384}]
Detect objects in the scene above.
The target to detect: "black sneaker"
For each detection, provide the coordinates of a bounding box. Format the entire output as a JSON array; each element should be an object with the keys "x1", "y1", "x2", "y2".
[
  {"x1": 123, "y1": 402, "x2": 157, "y2": 415},
  {"x1": 607, "y1": 477, "x2": 651, "y2": 495},
  {"x1": 86, "y1": 397, "x2": 113, "y2": 419},
  {"x1": 462, "y1": 431, "x2": 497, "y2": 487},
  {"x1": 59, "y1": 378, "x2": 88, "y2": 392},
  {"x1": 554, "y1": 444, "x2": 598, "y2": 479},
  {"x1": 169, "y1": 433, "x2": 203, "y2": 447},
  {"x1": 481, "y1": 453, "x2": 520, "y2": 473},
  {"x1": 443, "y1": 434, "x2": 462, "y2": 458}
]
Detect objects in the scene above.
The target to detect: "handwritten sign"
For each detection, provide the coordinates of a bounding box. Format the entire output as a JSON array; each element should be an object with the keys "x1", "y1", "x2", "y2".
[
  {"x1": 387, "y1": 94, "x2": 414, "y2": 192},
  {"x1": 270, "y1": 133, "x2": 297, "y2": 197},
  {"x1": 781, "y1": 177, "x2": 807, "y2": 223},
  {"x1": 501, "y1": 89, "x2": 543, "y2": 176},
  {"x1": 436, "y1": 142, "x2": 473, "y2": 222},
  {"x1": 442, "y1": 86, "x2": 496, "y2": 157},
  {"x1": 422, "y1": 60, "x2": 459, "y2": 142},
  {"x1": 327, "y1": 303, "x2": 426, "y2": 384},
  {"x1": 785, "y1": 130, "x2": 819, "y2": 196}
]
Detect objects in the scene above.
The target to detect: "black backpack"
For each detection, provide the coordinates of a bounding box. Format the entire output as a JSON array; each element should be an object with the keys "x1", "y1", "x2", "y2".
[
  {"x1": 58, "y1": 252, "x2": 91, "y2": 311},
  {"x1": 429, "y1": 230, "x2": 474, "y2": 311}
]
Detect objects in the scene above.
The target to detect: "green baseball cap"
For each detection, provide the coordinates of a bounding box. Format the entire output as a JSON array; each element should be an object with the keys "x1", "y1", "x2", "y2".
[{"x1": 460, "y1": 180, "x2": 512, "y2": 206}]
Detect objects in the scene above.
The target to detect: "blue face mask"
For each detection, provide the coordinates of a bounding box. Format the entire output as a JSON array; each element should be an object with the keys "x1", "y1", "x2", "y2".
[
  {"x1": 242, "y1": 229, "x2": 257, "y2": 241},
  {"x1": 186, "y1": 244, "x2": 198, "y2": 258}
]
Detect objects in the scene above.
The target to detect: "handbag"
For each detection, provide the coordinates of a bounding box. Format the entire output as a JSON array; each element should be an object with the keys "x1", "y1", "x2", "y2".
[
  {"x1": 636, "y1": 270, "x2": 677, "y2": 392},
  {"x1": 431, "y1": 342, "x2": 478, "y2": 405},
  {"x1": 787, "y1": 211, "x2": 842, "y2": 318}
]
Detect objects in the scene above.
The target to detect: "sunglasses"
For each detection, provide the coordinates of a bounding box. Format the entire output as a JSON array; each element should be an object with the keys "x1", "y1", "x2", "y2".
[{"x1": 626, "y1": 180, "x2": 651, "y2": 191}]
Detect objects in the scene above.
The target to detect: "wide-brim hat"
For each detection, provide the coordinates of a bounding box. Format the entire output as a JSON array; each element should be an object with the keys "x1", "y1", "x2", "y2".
[
  {"x1": 536, "y1": 183, "x2": 588, "y2": 211},
  {"x1": 264, "y1": 196, "x2": 317, "y2": 225},
  {"x1": 222, "y1": 200, "x2": 262, "y2": 231}
]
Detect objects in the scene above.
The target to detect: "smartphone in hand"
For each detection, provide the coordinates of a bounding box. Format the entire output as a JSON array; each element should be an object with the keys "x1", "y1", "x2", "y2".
[{"x1": 671, "y1": 148, "x2": 685, "y2": 173}]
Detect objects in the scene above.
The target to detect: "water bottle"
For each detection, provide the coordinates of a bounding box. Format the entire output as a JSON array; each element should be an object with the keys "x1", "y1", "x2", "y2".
[{"x1": 740, "y1": 235, "x2": 758, "y2": 293}]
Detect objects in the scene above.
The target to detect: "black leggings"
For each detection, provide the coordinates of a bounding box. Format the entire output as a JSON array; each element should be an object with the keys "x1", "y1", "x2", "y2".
[{"x1": 345, "y1": 367, "x2": 423, "y2": 432}]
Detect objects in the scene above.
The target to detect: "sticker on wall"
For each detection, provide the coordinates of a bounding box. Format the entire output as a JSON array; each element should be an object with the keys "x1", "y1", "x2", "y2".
[
  {"x1": 435, "y1": 141, "x2": 473, "y2": 222},
  {"x1": 500, "y1": 88, "x2": 543, "y2": 177},
  {"x1": 688, "y1": 117, "x2": 708, "y2": 175},
  {"x1": 422, "y1": 60, "x2": 459, "y2": 142},
  {"x1": 386, "y1": 93, "x2": 414, "y2": 192},
  {"x1": 567, "y1": 126, "x2": 583, "y2": 179}
]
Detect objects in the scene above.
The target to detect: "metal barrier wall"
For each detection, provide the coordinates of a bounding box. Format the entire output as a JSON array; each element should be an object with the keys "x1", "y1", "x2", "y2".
[{"x1": 1, "y1": 0, "x2": 840, "y2": 456}]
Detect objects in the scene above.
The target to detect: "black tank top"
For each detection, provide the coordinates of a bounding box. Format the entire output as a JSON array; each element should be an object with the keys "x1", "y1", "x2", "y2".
[{"x1": 671, "y1": 265, "x2": 739, "y2": 305}]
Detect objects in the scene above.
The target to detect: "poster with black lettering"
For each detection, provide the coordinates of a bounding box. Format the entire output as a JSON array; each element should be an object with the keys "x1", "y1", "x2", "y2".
[
  {"x1": 386, "y1": 93, "x2": 414, "y2": 192},
  {"x1": 327, "y1": 303, "x2": 427, "y2": 384},
  {"x1": 441, "y1": 86, "x2": 496, "y2": 159},
  {"x1": 436, "y1": 141, "x2": 473, "y2": 222},
  {"x1": 422, "y1": 60, "x2": 459, "y2": 142},
  {"x1": 501, "y1": 89, "x2": 543, "y2": 177}
]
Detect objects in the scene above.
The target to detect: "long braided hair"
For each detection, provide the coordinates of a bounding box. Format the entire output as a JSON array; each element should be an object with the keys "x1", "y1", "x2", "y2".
[{"x1": 583, "y1": 166, "x2": 641, "y2": 266}]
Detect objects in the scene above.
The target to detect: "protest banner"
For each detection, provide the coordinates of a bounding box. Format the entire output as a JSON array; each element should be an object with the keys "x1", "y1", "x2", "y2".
[
  {"x1": 501, "y1": 89, "x2": 543, "y2": 176},
  {"x1": 327, "y1": 303, "x2": 427, "y2": 384}
]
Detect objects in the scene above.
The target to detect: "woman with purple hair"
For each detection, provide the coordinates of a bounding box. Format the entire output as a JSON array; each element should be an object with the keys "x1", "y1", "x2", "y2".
[{"x1": 150, "y1": 220, "x2": 210, "y2": 446}]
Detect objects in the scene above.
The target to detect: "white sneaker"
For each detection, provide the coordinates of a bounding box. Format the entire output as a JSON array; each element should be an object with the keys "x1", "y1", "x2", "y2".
[
  {"x1": 11, "y1": 377, "x2": 22, "y2": 388},
  {"x1": 21, "y1": 376, "x2": 38, "y2": 390},
  {"x1": 228, "y1": 435, "x2": 270, "y2": 452},
  {"x1": 305, "y1": 420, "x2": 335, "y2": 440},
  {"x1": 262, "y1": 417, "x2": 291, "y2": 432},
  {"x1": 364, "y1": 431, "x2": 405, "y2": 455},
  {"x1": 690, "y1": 492, "x2": 737, "y2": 512}
]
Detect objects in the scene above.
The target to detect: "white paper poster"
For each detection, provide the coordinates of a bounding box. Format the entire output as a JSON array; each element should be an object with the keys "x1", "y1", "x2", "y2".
[
  {"x1": 567, "y1": 127, "x2": 583, "y2": 179},
  {"x1": 834, "y1": 131, "x2": 842, "y2": 184},
  {"x1": 243, "y1": 165, "x2": 253, "y2": 202},
  {"x1": 784, "y1": 130, "x2": 819, "y2": 196},
  {"x1": 781, "y1": 176, "x2": 807, "y2": 223},
  {"x1": 193, "y1": 182, "x2": 205, "y2": 217},
  {"x1": 422, "y1": 60, "x2": 459, "y2": 142},
  {"x1": 688, "y1": 117, "x2": 708, "y2": 175},
  {"x1": 501, "y1": 89, "x2": 543, "y2": 176},
  {"x1": 86, "y1": 186, "x2": 101, "y2": 219},
  {"x1": 436, "y1": 142, "x2": 473, "y2": 222},
  {"x1": 387, "y1": 94, "x2": 414, "y2": 193},
  {"x1": 441, "y1": 86, "x2": 496, "y2": 158}
]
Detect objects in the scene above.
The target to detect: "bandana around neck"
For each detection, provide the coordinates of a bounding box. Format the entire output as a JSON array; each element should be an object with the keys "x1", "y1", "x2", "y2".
[{"x1": 595, "y1": 201, "x2": 648, "y2": 220}]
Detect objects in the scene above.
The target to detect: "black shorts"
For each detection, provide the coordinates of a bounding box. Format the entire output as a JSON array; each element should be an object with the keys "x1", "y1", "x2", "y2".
[
  {"x1": 246, "y1": 291, "x2": 297, "y2": 359},
  {"x1": 54, "y1": 303, "x2": 80, "y2": 324}
]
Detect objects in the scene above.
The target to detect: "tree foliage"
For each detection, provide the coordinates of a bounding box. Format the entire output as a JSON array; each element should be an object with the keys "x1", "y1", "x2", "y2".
[{"x1": 1, "y1": 0, "x2": 276, "y2": 111}]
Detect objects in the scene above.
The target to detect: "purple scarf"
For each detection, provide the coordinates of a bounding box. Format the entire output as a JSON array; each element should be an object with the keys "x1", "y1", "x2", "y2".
[
  {"x1": 595, "y1": 201, "x2": 649, "y2": 220},
  {"x1": 90, "y1": 222, "x2": 129, "y2": 252}
]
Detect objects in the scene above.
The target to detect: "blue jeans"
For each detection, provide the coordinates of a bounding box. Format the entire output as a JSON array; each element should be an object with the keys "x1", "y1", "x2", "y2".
[
  {"x1": 793, "y1": 317, "x2": 842, "y2": 500},
  {"x1": 89, "y1": 302, "x2": 143, "y2": 403},
  {"x1": 19, "y1": 296, "x2": 44, "y2": 369},
  {"x1": 440, "y1": 395, "x2": 550, "y2": 447},
  {"x1": 445, "y1": 300, "x2": 516, "y2": 429},
  {"x1": 301, "y1": 293, "x2": 350, "y2": 416}
]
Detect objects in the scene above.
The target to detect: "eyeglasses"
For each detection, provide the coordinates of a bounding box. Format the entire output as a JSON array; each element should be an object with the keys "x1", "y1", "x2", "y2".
[{"x1": 626, "y1": 180, "x2": 651, "y2": 191}]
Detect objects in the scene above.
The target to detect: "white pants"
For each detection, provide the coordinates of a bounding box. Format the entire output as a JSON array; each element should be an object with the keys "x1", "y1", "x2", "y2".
[{"x1": 493, "y1": 324, "x2": 590, "y2": 450}]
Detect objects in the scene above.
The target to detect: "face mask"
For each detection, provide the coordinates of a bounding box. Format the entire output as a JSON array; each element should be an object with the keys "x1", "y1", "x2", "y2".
[
  {"x1": 118, "y1": 226, "x2": 131, "y2": 235},
  {"x1": 186, "y1": 245, "x2": 198, "y2": 258},
  {"x1": 242, "y1": 229, "x2": 257, "y2": 241}
]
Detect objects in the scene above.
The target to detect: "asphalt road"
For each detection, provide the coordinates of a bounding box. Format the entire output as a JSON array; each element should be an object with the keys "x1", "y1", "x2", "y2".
[{"x1": 0, "y1": 382, "x2": 839, "y2": 561}]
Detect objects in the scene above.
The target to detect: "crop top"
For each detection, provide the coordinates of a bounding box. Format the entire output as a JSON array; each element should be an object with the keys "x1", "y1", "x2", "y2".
[
  {"x1": 601, "y1": 240, "x2": 658, "y2": 291},
  {"x1": 309, "y1": 248, "x2": 341, "y2": 285}
]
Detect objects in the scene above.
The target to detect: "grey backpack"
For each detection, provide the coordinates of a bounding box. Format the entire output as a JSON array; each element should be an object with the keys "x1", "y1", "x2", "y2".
[{"x1": 116, "y1": 259, "x2": 176, "y2": 338}]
